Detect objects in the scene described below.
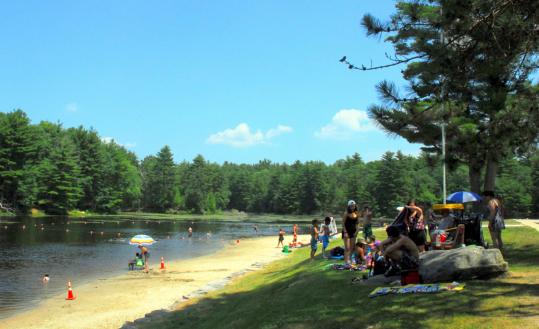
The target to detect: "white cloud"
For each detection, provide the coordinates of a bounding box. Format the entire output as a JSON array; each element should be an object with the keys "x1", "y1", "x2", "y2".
[
  {"x1": 315, "y1": 109, "x2": 376, "y2": 140},
  {"x1": 101, "y1": 137, "x2": 114, "y2": 144},
  {"x1": 266, "y1": 125, "x2": 293, "y2": 139},
  {"x1": 101, "y1": 137, "x2": 136, "y2": 148},
  {"x1": 66, "y1": 102, "x2": 78, "y2": 113},
  {"x1": 207, "y1": 123, "x2": 293, "y2": 147}
]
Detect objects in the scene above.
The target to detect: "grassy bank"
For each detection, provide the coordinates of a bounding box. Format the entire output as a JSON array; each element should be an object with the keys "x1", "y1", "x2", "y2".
[{"x1": 139, "y1": 227, "x2": 539, "y2": 329}]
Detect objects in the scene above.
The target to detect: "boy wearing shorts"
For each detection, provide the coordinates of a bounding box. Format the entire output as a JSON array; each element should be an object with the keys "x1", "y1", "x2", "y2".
[
  {"x1": 310, "y1": 219, "x2": 319, "y2": 260},
  {"x1": 320, "y1": 217, "x2": 331, "y2": 258}
]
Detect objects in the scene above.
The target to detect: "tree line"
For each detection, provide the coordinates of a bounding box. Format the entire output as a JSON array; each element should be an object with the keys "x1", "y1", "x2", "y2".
[{"x1": 1, "y1": 110, "x2": 538, "y2": 217}]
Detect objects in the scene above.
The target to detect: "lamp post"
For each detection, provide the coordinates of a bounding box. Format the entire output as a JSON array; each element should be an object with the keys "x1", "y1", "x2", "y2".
[
  {"x1": 441, "y1": 122, "x2": 447, "y2": 204},
  {"x1": 440, "y1": 7, "x2": 447, "y2": 205}
]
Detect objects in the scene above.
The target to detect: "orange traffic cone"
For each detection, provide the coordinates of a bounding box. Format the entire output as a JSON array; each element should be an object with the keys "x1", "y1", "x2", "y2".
[
  {"x1": 66, "y1": 281, "x2": 76, "y2": 300},
  {"x1": 160, "y1": 257, "x2": 165, "y2": 270}
]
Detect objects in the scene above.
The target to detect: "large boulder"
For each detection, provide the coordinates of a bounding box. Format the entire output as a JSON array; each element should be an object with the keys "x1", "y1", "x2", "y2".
[{"x1": 419, "y1": 246, "x2": 508, "y2": 283}]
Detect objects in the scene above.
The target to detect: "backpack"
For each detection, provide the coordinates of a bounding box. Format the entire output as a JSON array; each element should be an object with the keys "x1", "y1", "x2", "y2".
[{"x1": 330, "y1": 246, "x2": 345, "y2": 257}]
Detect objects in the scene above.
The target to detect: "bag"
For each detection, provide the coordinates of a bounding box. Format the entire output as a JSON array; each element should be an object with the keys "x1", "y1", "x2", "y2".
[
  {"x1": 330, "y1": 246, "x2": 345, "y2": 257},
  {"x1": 493, "y1": 207, "x2": 505, "y2": 231},
  {"x1": 412, "y1": 217, "x2": 425, "y2": 231}
]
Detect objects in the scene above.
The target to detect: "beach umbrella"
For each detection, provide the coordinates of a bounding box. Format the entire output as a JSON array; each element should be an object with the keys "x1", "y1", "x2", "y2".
[
  {"x1": 129, "y1": 234, "x2": 156, "y2": 246},
  {"x1": 446, "y1": 191, "x2": 481, "y2": 203}
]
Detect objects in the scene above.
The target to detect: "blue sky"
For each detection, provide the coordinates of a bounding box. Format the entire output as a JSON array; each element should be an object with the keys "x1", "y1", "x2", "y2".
[{"x1": 0, "y1": 0, "x2": 422, "y2": 164}]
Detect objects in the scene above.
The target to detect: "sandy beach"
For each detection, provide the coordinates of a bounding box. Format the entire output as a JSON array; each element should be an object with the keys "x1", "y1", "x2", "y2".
[{"x1": 0, "y1": 235, "x2": 308, "y2": 329}]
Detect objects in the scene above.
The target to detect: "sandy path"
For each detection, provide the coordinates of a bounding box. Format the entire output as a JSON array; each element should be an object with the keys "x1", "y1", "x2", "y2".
[
  {"x1": 514, "y1": 219, "x2": 539, "y2": 232},
  {"x1": 0, "y1": 235, "x2": 309, "y2": 329}
]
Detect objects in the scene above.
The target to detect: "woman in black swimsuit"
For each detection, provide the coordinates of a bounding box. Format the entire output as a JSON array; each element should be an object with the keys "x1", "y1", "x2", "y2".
[{"x1": 342, "y1": 200, "x2": 360, "y2": 264}]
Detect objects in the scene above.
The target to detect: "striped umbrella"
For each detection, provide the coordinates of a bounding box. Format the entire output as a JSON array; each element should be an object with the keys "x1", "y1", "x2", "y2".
[
  {"x1": 446, "y1": 191, "x2": 482, "y2": 203},
  {"x1": 129, "y1": 234, "x2": 156, "y2": 246}
]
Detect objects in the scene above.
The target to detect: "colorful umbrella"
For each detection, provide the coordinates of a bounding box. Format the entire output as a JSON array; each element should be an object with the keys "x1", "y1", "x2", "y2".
[
  {"x1": 446, "y1": 191, "x2": 482, "y2": 203},
  {"x1": 129, "y1": 234, "x2": 156, "y2": 246}
]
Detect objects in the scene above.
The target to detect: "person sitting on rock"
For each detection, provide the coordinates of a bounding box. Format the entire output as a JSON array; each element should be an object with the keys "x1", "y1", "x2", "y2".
[
  {"x1": 380, "y1": 225, "x2": 420, "y2": 275},
  {"x1": 432, "y1": 209, "x2": 465, "y2": 249}
]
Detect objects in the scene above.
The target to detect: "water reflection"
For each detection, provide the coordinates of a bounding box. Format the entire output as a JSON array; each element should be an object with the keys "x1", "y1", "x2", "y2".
[{"x1": 0, "y1": 216, "x2": 284, "y2": 319}]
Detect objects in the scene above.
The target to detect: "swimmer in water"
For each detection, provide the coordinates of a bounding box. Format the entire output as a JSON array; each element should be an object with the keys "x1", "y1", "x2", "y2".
[
  {"x1": 188, "y1": 227, "x2": 193, "y2": 238},
  {"x1": 42, "y1": 274, "x2": 50, "y2": 283}
]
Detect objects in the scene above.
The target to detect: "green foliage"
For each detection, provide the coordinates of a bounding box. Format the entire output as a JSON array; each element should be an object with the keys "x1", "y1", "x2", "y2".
[
  {"x1": 0, "y1": 109, "x2": 537, "y2": 217},
  {"x1": 362, "y1": 0, "x2": 539, "y2": 192}
]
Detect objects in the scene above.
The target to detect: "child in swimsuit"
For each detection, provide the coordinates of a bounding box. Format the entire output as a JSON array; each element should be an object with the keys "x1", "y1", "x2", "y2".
[
  {"x1": 310, "y1": 219, "x2": 319, "y2": 260},
  {"x1": 320, "y1": 217, "x2": 331, "y2": 258}
]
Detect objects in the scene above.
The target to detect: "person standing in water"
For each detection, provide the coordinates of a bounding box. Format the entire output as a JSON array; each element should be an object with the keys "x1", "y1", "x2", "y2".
[
  {"x1": 342, "y1": 200, "x2": 360, "y2": 264},
  {"x1": 188, "y1": 227, "x2": 193, "y2": 238}
]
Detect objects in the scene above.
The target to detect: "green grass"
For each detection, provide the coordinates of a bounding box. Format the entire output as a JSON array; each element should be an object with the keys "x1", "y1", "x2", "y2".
[{"x1": 139, "y1": 226, "x2": 539, "y2": 329}]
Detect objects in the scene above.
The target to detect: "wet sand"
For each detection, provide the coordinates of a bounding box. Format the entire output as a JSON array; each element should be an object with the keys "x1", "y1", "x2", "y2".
[{"x1": 0, "y1": 235, "x2": 308, "y2": 329}]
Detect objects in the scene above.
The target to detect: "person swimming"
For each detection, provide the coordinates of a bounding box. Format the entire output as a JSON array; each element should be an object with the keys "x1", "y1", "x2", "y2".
[{"x1": 42, "y1": 274, "x2": 50, "y2": 283}]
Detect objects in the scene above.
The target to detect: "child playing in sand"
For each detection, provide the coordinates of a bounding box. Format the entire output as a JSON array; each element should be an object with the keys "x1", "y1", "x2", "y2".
[
  {"x1": 277, "y1": 228, "x2": 285, "y2": 248},
  {"x1": 310, "y1": 219, "x2": 319, "y2": 260},
  {"x1": 320, "y1": 217, "x2": 331, "y2": 258}
]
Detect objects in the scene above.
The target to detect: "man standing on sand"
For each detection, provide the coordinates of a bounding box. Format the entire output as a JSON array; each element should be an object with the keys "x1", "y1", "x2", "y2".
[
  {"x1": 277, "y1": 228, "x2": 285, "y2": 248},
  {"x1": 138, "y1": 244, "x2": 149, "y2": 272}
]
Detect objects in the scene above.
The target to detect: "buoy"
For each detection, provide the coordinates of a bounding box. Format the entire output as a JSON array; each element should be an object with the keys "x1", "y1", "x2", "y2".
[
  {"x1": 66, "y1": 281, "x2": 76, "y2": 300},
  {"x1": 160, "y1": 257, "x2": 165, "y2": 270}
]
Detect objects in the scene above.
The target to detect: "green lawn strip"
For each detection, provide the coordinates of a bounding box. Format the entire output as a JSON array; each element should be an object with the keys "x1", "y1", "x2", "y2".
[{"x1": 140, "y1": 226, "x2": 539, "y2": 329}]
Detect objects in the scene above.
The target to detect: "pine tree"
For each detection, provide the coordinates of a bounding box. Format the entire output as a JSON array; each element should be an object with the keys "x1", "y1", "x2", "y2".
[{"x1": 359, "y1": 0, "x2": 539, "y2": 192}]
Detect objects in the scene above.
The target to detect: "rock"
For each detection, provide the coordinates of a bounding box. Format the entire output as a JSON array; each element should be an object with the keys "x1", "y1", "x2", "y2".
[{"x1": 419, "y1": 246, "x2": 508, "y2": 283}]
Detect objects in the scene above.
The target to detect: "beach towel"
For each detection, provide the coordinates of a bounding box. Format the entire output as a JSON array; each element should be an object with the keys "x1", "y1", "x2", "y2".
[
  {"x1": 368, "y1": 282, "x2": 465, "y2": 298},
  {"x1": 330, "y1": 263, "x2": 367, "y2": 271}
]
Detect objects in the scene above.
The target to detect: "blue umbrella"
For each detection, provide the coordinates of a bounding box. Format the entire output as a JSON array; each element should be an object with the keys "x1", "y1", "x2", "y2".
[{"x1": 446, "y1": 191, "x2": 481, "y2": 203}]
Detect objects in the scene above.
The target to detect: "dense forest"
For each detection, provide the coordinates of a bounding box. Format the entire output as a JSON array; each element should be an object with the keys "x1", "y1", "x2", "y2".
[{"x1": 1, "y1": 110, "x2": 538, "y2": 217}]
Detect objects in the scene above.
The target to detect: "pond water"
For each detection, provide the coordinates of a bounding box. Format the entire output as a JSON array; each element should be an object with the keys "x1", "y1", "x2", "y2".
[{"x1": 0, "y1": 216, "x2": 291, "y2": 319}]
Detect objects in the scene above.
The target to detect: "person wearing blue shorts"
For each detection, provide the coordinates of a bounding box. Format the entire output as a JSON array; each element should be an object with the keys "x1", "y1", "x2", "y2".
[
  {"x1": 320, "y1": 216, "x2": 331, "y2": 258},
  {"x1": 310, "y1": 219, "x2": 319, "y2": 260}
]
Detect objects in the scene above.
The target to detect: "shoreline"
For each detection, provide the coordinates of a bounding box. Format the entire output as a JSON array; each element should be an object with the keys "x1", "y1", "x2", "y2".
[{"x1": 0, "y1": 235, "x2": 307, "y2": 329}]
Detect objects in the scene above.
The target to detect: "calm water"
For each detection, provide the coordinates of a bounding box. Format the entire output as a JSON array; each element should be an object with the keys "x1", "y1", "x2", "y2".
[{"x1": 0, "y1": 216, "x2": 288, "y2": 319}]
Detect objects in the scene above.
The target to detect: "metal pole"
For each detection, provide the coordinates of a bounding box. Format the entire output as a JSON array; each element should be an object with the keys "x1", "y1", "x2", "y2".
[
  {"x1": 442, "y1": 122, "x2": 447, "y2": 204},
  {"x1": 440, "y1": 6, "x2": 447, "y2": 205}
]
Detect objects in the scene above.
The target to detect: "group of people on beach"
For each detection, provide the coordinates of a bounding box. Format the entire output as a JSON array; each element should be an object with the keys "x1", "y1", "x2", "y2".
[{"x1": 279, "y1": 190, "x2": 505, "y2": 277}]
